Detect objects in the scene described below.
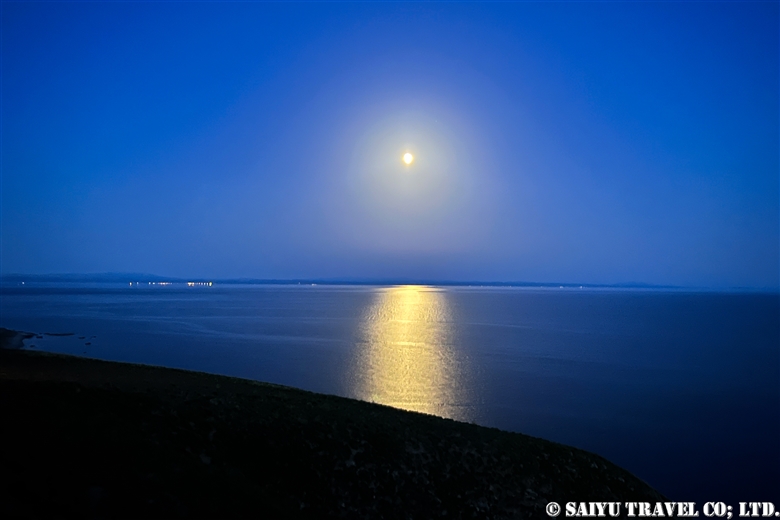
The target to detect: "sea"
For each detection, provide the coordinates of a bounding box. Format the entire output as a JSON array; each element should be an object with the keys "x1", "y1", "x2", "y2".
[{"x1": 1, "y1": 282, "x2": 778, "y2": 502}]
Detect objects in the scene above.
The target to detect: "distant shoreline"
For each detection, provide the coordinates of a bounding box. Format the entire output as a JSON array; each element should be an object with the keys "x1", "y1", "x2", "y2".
[
  {"x1": 0, "y1": 272, "x2": 677, "y2": 287},
  {"x1": 6, "y1": 272, "x2": 775, "y2": 292}
]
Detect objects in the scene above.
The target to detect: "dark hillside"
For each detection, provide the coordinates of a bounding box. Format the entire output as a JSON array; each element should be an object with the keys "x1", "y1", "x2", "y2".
[{"x1": 1, "y1": 329, "x2": 663, "y2": 518}]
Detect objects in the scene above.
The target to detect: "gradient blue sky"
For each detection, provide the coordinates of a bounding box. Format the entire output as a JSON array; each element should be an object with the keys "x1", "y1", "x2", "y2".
[{"x1": 2, "y1": 1, "x2": 778, "y2": 288}]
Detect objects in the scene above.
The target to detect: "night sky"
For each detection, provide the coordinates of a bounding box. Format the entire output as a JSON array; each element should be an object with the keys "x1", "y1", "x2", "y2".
[{"x1": 2, "y1": 1, "x2": 778, "y2": 289}]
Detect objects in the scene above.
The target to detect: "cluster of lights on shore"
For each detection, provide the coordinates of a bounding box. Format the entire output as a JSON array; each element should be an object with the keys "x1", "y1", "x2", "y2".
[{"x1": 128, "y1": 281, "x2": 213, "y2": 287}]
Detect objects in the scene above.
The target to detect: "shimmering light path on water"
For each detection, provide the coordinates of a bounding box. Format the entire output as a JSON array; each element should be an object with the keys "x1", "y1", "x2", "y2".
[{"x1": 350, "y1": 286, "x2": 471, "y2": 420}]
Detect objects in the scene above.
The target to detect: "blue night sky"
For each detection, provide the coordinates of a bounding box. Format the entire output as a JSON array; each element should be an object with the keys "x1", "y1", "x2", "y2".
[{"x1": 2, "y1": 1, "x2": 778, "y2": 289}]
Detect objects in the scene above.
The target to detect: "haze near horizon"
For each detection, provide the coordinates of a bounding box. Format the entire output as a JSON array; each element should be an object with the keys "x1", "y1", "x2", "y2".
[{"x1": 2, "y1": 2, "x2": 778, "y2": 289}]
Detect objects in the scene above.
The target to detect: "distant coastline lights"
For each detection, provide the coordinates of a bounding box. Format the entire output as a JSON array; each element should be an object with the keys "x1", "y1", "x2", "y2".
[{"x1": 128, "y1": 281, "x2": 213, "y2": 287}]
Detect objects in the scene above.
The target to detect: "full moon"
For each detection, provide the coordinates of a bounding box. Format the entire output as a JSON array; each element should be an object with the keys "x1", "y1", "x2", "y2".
[{"x1": 403, "y1": 152, "x2": 414, "y2": 165}]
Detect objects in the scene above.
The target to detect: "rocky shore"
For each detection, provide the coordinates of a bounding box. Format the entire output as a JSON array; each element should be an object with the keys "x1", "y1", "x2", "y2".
[{"x1": 0, "y1": 328, "x2": 664, "y2": 518}]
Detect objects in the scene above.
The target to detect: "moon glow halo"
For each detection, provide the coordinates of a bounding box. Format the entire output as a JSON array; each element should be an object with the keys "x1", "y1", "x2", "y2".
[{"x1": 403, "y1": 152, "x2": 414, "y2": 165}]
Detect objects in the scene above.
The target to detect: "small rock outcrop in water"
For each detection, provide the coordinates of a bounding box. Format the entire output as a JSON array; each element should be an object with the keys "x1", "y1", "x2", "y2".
[{"x1": 0, "y1": 329, "x2": 664, "y2": 518}]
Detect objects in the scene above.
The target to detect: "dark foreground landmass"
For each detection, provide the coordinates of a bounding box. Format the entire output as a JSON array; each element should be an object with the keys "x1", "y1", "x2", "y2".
[{"x1": 0, "y1": 328, "x2": 664, "y2": 519}]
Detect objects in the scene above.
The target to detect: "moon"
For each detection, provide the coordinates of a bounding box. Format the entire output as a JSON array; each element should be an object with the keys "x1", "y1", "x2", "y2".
[{"x1": 403, "y1": 152, "x2": 414, "y2": 165}]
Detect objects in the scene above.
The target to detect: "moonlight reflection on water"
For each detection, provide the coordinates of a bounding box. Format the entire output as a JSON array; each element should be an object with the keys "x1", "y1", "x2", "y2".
[{"x1": 350, "y1": 285, "x2": 471, "y2": 421}]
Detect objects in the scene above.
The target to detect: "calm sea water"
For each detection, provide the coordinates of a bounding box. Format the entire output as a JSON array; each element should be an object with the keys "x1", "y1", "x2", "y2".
[{"x1": 1, "y1": 283, "x2": 778, "y2": 502}]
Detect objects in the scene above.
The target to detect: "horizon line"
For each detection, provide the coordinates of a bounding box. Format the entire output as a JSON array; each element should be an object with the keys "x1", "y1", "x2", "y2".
[{"x1": 2, "y1": 272, "x2": 778, "y2": 292}]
